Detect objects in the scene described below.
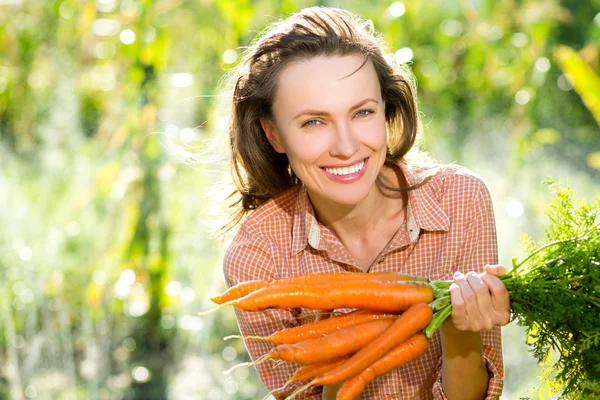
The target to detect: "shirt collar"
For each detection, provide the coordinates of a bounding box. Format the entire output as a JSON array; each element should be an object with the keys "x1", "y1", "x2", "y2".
[
  {"x1": 291, "y1": 185, "x2": 321, "y2": 255},
  {"x1": 290, "y1": 162, "x2": 450, "y2": 255}
]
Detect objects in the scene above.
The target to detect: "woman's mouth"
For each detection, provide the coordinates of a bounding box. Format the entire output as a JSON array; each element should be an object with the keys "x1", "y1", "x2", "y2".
[{"x1": 321, "y1": 157, "x2": 369, "y2": 183}]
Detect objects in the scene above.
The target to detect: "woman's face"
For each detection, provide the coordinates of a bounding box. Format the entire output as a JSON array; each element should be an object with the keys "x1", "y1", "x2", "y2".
[{"x1": 261, "y1": 55, "x2": 388, "y2": 208}]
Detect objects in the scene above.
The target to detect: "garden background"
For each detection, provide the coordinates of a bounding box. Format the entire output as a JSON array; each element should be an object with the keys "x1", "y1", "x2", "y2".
[{"x1": 1, "y1": 0, "x2": 599, "y2": 399}]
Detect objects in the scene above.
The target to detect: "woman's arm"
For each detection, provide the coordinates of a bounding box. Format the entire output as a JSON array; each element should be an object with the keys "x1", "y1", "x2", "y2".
[
  {"x1": 440, "y1": 321, "x2": 488, "y2": 400},
  {"x1": 435, "y1": 177, "x2": 509, "y2": 400},
  {"x1": 441, "y1": 265, "x2": 509, "y2": 400}
]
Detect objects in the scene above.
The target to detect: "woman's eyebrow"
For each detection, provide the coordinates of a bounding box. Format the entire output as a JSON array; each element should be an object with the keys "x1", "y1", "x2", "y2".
[{"x1": 292, "y1": 98, "x2": 379, "y2": 120}]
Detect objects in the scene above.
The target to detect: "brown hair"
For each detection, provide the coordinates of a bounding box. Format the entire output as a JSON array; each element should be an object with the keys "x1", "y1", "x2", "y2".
[{"x1": 221, "y1": 6, "x2": 428, "y2": 235}]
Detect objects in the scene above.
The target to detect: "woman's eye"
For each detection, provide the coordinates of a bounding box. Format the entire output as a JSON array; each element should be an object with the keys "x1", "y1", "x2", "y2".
[
  {"x1": 355, "y1": 109, "x2": 373, "y2": 118},
  {"x1": 302, "y1": 119, "x2": 321, "y2": 127}
]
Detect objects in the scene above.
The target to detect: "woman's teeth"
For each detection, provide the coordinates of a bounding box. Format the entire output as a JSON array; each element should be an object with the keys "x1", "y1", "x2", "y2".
[{"x1": 324, "y1": 160, "x2": 365, "y2": 176}]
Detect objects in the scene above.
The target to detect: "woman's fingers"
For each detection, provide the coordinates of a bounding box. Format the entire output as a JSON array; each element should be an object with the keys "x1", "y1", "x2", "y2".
[
  {"x1": 450, "y1": 266, "x2": 511, "y2": 331},
  {"x1": 450, "y1": 271, "x2": 485, "y2": 331},
  {"x1": 484, "y1": 264, "x2": 507, "y2": 277},
  {"x1": 480, "y1": 269, "x2": 511, "y2": 325},
  {"x1": 448, "y1": 281, "x2": 468, "y2": 330},
  {"x1": 465, "y1": 272, "x2": 495, "y2": 330}
]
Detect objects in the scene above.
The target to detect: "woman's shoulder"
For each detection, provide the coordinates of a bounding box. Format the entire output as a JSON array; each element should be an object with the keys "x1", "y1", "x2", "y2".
[
  {"x1": 408, "y1": 162, "x2": 491, "y2": 200},
  {"x1": 436, "y1": 163, "x2": 487, "y2": 186}
]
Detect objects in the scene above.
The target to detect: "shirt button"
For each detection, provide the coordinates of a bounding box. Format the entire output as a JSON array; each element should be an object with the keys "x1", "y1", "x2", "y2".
[{"x1": 378, "y1": 257, "x2": 385, "y2": 264}]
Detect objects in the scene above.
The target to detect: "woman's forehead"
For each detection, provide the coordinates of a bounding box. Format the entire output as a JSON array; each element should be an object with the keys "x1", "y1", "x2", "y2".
[{"x1": 273, "y1": 55, "x2": 381, "y2": 115}]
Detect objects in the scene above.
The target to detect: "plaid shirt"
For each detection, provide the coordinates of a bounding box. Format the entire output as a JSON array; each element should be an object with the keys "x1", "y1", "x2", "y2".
[{"x1": 223, "y1": 162, "x2": 504, "y2": 399}]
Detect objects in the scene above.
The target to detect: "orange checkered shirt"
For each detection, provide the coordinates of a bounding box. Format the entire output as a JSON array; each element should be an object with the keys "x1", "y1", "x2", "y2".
[{"x1": 223, "y1": 162, "x2": 504, "y2": 399}]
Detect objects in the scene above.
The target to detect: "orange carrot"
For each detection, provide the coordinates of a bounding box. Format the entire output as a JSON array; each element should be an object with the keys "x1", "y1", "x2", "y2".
[
  {"x1": 275, "y1": 356, "x2": 350, "y2": 395},
  {"x1": 210, "y1": 279, "x2": 268, "y2": 304},
  {"x1": 224, "y1": 309, "x2": 398, "y2": 344},
  {"x1": 270, "y1": 319, "x2": 394, "y2": 365},
  {"x1": 309, "y1": 302, "x2": 433, "y2": 386},
  {"x1": 211, "y1": 271, "x2": 428, "y2": 304},
  {"x1": 199, "y1": 280, "x2": 433, "y2": 316},
  {"x1": 336, "y1": 333, "x2": 430, "y2": 400},
  {"x1": 291, "y1": 356, "x2": 349, "y2": 381}
]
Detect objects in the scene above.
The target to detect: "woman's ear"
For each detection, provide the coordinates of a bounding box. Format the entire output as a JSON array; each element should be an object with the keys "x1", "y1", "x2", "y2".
[{"x1": 260, "y1": 118, "x2": 286, "y2": 153}]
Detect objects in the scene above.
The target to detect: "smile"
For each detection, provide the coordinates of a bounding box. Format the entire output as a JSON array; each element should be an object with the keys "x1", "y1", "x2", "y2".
[{"x1": 323, "y1": 159, "x2": 366, "y2": 176}]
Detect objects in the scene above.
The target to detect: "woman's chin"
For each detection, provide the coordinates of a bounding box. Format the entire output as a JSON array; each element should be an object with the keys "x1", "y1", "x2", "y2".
[{"x1": 314, "y1": 187, "x2": 374, "y2": 208}]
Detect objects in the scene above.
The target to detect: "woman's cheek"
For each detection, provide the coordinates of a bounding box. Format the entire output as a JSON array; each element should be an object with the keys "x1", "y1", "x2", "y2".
[
  {"x1": 288, "y1": 137, "x2": 334, "y2": 165},
  {"x1": 364, "y1": 119, "x2": 387, "y2": 150}
]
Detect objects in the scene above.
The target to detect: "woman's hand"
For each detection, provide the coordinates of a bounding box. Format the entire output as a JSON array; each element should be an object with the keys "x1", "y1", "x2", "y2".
[{"x1": 448, "y1": 264, "x2": 511, "y2": 331}]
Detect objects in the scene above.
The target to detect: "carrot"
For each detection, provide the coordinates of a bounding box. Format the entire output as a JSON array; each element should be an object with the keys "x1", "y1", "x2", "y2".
[
  {"x1": 211, "y1": 271, "x2": 428, "y2": 305},
  {"x1": 308, "y1": 302, "x2": 433, "y2": 386},
  {"x1": 291, "y1": 356, "x2": 349, "y2": 381},
  {"x1": 210, "y1": 279, "x2": 268, "y2": 304},
  {"x1": 223, "y1": 309, "x2": 398, "y2": 345},
  {"x1": 224, "y1": 319, "x2": 392, "y2": 376},
  {"x1": 273, "y1": 356, "x2": 350, "y2": 396},
  {"x1": 199, "y1": 280, "x2": 433, "y2": 316},
  {"x1": 269, "y1": 319, "x2": 394, "y2": 365},
  {"x1": 336, "y1": 333, "x2": 430, "y2": 400}
]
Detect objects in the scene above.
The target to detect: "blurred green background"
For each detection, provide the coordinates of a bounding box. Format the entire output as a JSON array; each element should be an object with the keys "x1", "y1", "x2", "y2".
[{"x1": 0, "y1": 0, "x2": 599, "y2": 399}]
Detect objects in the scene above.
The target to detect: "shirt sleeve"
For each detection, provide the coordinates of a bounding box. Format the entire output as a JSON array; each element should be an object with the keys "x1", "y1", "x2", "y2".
[
  {"x1": 222, "y1": 224, "x2": 323, "y2": 400},
  {"x1": 431, "y1": 176, "x2": 504, "y2": 400}
]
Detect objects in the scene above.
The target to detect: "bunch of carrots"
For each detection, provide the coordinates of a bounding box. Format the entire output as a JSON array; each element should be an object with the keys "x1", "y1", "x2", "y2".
[
  {"x1": 201, "y1": 182, "x2": 600, "y2": 399},
  {"x1": 202, "y1": 271, "x2": 452, "y2": 399}
]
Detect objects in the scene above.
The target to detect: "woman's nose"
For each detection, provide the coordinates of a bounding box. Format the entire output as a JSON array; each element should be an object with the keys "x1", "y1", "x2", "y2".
[{"x1": 330, "y1": 122, "x2": 360, "y2": 158}]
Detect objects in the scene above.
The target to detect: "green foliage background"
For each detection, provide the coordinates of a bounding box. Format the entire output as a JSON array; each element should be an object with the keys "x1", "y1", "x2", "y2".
[{"x1": 0, "y1": 1, "x2": 599, "y2": 399}]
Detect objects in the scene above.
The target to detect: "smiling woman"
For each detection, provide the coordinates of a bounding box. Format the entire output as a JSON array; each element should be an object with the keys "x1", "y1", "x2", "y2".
[
  {"x1": 259, "y1": 56, "x2": 388, "y2": 209},
  {"x1": 217, "y1": 6, "x2": 509, "y2": 400}
]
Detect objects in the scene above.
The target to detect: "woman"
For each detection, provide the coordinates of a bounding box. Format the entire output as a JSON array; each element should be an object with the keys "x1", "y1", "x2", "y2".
[{"x1": 220, "y1": 6, "x2": 510, "y2": 400}]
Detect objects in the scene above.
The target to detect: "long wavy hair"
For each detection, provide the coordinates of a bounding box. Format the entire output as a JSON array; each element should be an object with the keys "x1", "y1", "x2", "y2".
[{"x1": 221, "y1": 6, "x2": 431, "y2": 236}]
